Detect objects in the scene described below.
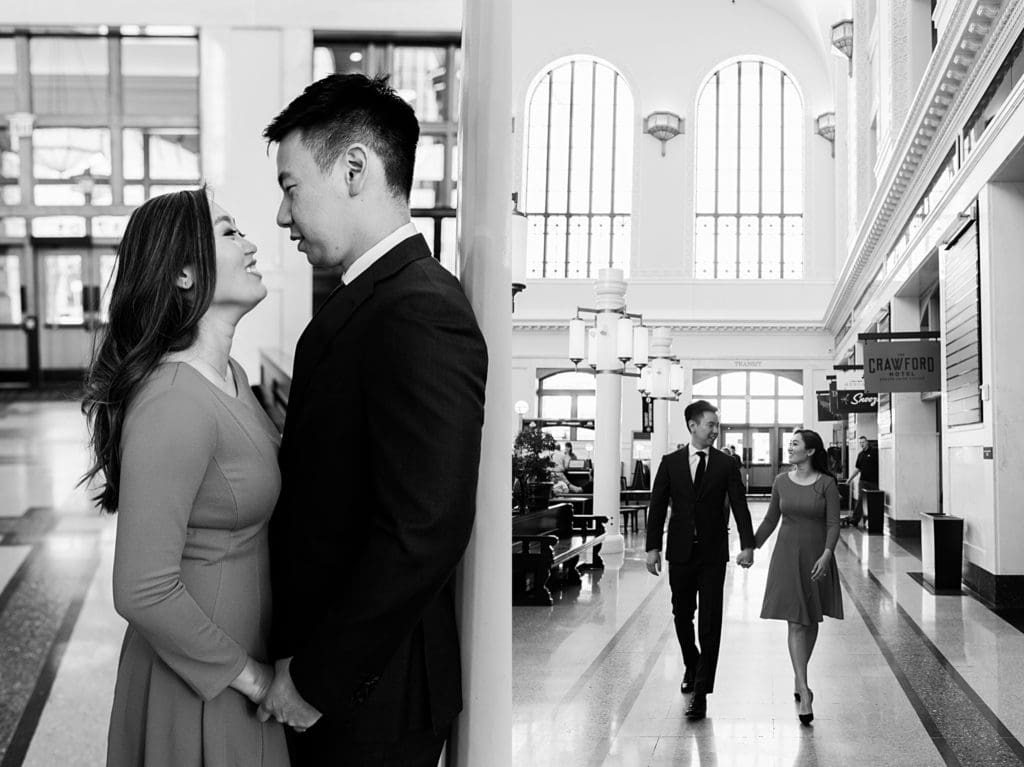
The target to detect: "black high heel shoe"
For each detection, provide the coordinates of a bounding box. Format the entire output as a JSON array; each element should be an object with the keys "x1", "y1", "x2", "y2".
[{"x1": 797, "y1": 689, "x2": 814, "y2": 725}]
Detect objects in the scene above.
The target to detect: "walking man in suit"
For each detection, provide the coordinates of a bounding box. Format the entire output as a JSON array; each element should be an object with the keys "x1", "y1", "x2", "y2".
[
  {"x1": 258, "y1": 74, "x2": 488, "y2": 766},
  {"x1": 646, "y1": 400, "x2": 755, "y2": 720}
]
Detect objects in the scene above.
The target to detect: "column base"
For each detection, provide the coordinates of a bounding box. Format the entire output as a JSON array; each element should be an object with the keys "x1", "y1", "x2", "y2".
[
  {"x1": 964, "y1": 561, "x2": 1024, "y2": 608},
  {"x1": 602, "y1": 532, "x2": 625, "y2": 554}
]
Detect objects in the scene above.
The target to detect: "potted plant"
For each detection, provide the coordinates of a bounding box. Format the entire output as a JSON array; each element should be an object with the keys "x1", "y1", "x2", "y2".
[{"x1": 512, "y1": 424, "x2": 557, "y2": 511}]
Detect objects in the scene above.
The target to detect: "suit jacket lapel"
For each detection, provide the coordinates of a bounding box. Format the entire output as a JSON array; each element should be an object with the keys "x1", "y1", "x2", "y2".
[{"x1": 288, "y1": 234, "x2": 432, "y2": 412}]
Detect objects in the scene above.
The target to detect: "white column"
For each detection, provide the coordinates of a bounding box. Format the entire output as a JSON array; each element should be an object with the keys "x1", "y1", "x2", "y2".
[
  {"x1": 883, "y1": 296, "x2": 940, "y2": 527},
  {"x1": 594, "y1": 269, "x2": 626, "y2": 554},
  {"x1": 649, "y1": 327, "x2": 673, "y2": 472},
  {"x1": 451, "y1": 0, "x2": 513, "y2": 764},
  {"x1": 201, "y1": 27, "x2": 312, "y2": 379}
]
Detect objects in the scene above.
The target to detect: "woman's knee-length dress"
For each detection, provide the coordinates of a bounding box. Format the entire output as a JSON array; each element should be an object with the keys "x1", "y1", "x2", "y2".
[
  {"x1": 754, "y1": 472, "x2": 844, "y2": 626},
  {"x1": 107, "y1": 360, "x2": 290, "y2": 766}
]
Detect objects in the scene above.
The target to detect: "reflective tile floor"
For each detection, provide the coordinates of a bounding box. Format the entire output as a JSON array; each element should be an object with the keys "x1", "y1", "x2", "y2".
[
  {"x1": 1, "y1": 400, "x2": 1024, "y2": 766},
  {"x1": 514, "y1": 511, "x2": 1024, "y2": 765}
]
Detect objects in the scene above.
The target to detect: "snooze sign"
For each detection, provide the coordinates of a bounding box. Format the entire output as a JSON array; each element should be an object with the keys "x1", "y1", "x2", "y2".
[{"x1": 864, "y1": 341, "x2": 941, "y2": 393}]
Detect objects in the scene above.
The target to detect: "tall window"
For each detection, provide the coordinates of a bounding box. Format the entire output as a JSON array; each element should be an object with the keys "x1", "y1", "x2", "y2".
[
  {"x1": 694, "y1": 58, "x2": 804, "y2": 279},
  {"x1": 523, "y1": 57, "x2": 634, "y2": 279},
  {"x1": 692, "y1": 371, "x2": 804, "y2": 425},
  {"x1": 313, "y1": 37, "x2": 460, "y2": 309},
  {"x1": 0, "y1": 28, "x2": 200, "y2": 242}
]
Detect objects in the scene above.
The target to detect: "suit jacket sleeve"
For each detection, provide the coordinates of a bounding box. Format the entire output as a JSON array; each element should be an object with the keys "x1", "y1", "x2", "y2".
[
  {"x1": 726, "y1": 456, "x2": 756, "y2": 549},
  {"x1": 645, "y1": 455, "x2": 671, "y2": 552},
  {"x1": 113, "y1": 386, "x2": 248, "y2": 701},
  {"x1": 288, "y1": 278, "x2": 488, "y2": 717}
]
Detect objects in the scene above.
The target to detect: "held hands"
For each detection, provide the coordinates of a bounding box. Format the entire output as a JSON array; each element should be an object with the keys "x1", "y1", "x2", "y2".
[
  {"x1": 646, "y1": 550, "x2": 662, "y2": 576},
  {"x1": 735, "y1": 548, "x2": 754, "y2": 568},
  {"x1": 230, "y1": 657, "x2": 274, "y2": 705},
  {"x1": 256, "y1": 658, "x2": 323, "y2": 733},
  {"x1": 810, "y1": 549, "x2": 833, "y2": 582}
]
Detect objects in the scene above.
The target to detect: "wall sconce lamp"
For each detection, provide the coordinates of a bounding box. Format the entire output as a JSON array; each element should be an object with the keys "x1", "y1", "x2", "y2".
[
  {"x1": 643, "y1": 111, "x2": 684, "y2": 156},
  {"x1": 815, "y1": 112, "x2": 836, "y2": 157},
  {"x1": 831, "y1": 19, "x2": 854, "y2": 76}
]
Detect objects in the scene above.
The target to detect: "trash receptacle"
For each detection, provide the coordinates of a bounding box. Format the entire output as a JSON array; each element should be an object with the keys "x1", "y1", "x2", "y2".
[
  {"x1": 864, "y1": 489, "x2": 885, "y2": 534},
  {"x1": 921, "y1": 512, "x2": 963, "y2": 591},
  {"x1": 837, "y1": 481, "x2": 851, "y2": 511}
]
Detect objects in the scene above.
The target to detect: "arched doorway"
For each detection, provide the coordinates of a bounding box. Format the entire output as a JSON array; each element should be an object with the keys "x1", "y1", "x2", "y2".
[{"x1": 691, "y1": 370, "x2": 804, "y2": 492}]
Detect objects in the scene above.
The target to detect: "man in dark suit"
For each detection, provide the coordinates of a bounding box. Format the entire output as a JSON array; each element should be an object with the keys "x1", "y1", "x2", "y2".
[
  {"x1": 258, "y1": 74, "x2": 488, "y2": 766},
  {"x1": 646, "y1": 400, "x2": 755, "y2": 720}
]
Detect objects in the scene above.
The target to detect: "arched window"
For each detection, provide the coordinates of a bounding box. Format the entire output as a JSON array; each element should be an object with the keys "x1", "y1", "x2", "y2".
[
  {"x1": 694, "y1": 58, "x2": 804, "y2": 279},
  {"x1": 536, "y1": 370, "x2": 595, "y2": 449},
  {"x1": 523, "y1": 57, "x2": 634, "y2": 279},
  {"x1": 691, "y1": 371, "x2": 804, "y2": 425}
]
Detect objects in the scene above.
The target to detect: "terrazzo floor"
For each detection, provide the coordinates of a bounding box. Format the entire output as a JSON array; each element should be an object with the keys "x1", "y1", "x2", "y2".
[{"x1": 1, "y1": 400, "x2": 1023, "y2": 766}]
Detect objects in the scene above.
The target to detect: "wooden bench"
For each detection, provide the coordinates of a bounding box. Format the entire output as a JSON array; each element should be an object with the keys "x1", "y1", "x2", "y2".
[{"x1": 512, "y1": 503, "x2": 608, "y2": 606}]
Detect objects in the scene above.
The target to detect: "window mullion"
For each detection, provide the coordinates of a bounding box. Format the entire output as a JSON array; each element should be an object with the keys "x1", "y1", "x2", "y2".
[
  {"x1": 779, "y1": 73, "x2": 785, "y2": 277},
  {"x1": 713, "y1": 72, "x2": 720, "y2": 278},
  {"x1": 586, "y1": 60, "x2": 597, "y2": 279},
  {"x1": 543, "y1": 71, "x2": 554, "y2": 277},
  {"x1": 564, "y1": 60, "x2": 576, "y2": 278},
  {"x1": 608, "y1": 72, "x2": 619, "y2": 276},
  {"x1": 15, "y1": 35, "x2": 32, "y2": 207},
  {"x1": 757, "y1": 61, "x2": 764, "y2": 279},
  {"x1": 108, "y1": 34, "x2": 124, "y2": 207},
  {"x1": 735, "y1": 62, "x2": 742, "y2": 279}
]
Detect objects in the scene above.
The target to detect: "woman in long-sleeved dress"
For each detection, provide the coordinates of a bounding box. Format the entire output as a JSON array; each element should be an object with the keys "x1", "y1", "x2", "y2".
[
  {"x1": 81, "y1": 188, "x2": 291, "y2": 766},
  {"x1": 746, "y1": 428, "x2": 844, "y2": 725}
]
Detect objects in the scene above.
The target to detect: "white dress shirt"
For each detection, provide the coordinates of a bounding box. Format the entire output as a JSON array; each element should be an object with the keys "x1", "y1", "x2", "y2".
[
  {"x1": 341, "y1": 221, "x2": 421, "y2": 285},
  {"x1": 688, "y1": 443, "x2": 708, "y2": 483}
]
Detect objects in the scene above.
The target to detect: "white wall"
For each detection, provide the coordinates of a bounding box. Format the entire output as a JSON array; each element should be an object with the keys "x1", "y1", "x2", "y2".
[
  {"x1": 507, "y1": 0, "x2": 838, "y2": 317},
  {"x1": 983, "y1": 181, "x2": 1024, "y2": 575},
  {"x1": 199, "y1": 27, "x2": 314, "y2": 375},
  {"x1": 507, "y1": 0, "x2": 839, "y2": 433}
]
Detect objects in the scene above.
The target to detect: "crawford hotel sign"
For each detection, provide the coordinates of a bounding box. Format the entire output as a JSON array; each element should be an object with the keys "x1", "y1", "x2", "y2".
[{"x1": 863, "y1": 341, "x2": 942, "y2": 393}]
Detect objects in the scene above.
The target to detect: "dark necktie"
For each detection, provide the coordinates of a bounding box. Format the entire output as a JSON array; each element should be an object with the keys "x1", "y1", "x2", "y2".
[{"x1": 693, "y1": 451, "x2": 706, "y2": 493}]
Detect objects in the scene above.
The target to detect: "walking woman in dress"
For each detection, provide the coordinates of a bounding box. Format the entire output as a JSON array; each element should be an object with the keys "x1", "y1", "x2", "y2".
[
  {"x1": 81, "y1": 188, "x2": 291, "y2": 766},
  {"x1": 744, "y1": 428, "x2": 843, "y2": 725}
]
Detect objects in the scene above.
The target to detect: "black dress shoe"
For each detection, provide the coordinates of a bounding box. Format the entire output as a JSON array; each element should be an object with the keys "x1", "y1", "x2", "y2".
[
  {"x1": 798, "y1": 689, "x2": 813, "y2": 725},
  {"x1": 685, "y1": 693, "x2": 707, "y2": 720}
]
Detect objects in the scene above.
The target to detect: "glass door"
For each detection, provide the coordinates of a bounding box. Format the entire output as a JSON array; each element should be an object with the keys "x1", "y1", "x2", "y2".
[
  {"x1": 720, "y1": 427, "x2": 748, "y2": 490},
  {"x1": 747, "y1": 428, "x2": 775, "y2": 492},
  {"x1": 0, "y1": 247, "x2": 31, "y2": 382},
  {"x1": 35, "y1": 245, "x2": 114, "y2": 377}
]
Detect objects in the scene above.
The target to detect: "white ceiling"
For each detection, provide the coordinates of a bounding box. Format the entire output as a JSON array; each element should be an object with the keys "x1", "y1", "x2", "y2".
[{"x1": 759, "y1": 0, "x2": 851, "y2": 65}]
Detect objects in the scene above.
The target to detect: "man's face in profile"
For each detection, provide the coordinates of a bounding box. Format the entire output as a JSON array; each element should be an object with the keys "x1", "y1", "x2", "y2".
[{"x1": 275, "y1": 131, "x2": 352, "y2": 269}]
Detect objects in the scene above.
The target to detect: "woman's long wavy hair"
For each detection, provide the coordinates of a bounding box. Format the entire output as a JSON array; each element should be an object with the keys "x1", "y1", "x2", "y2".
[
  {"x1": 794, "y1": 429, "x2": 833, "y2": 479},
  {"x1": 80, "y1": 188, "x2": 216, "y2": 512}
]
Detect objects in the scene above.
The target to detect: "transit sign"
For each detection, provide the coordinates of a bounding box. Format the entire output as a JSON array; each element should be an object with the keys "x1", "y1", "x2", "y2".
[{"x1": 863, "y1": 341, "x2": 941, "y2": 392}]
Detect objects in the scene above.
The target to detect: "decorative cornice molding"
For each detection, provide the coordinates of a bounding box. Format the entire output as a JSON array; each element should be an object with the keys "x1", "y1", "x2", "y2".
[
  {"x1": 831, "y1": 69, "x2": 1024, "y2": 357},
  {"x1": 826, "y1": 0, "x2": 1018, "y2": 331},
  {"x1": 514, "y1": 321, "x2": 827, "y2": 334}
]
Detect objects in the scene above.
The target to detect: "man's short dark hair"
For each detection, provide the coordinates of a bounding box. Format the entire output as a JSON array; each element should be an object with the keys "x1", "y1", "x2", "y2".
[
  {"x1": 263, "y1": 74, "x2": 419, "y2": 200},
  {"x1": 684, "y1": 400, "x2": 718, "y2": 428}
]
